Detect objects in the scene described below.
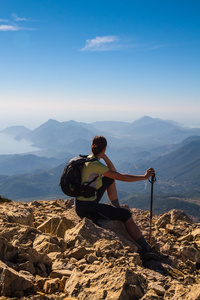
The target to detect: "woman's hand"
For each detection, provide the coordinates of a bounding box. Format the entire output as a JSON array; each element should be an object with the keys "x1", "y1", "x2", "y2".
[{"x1": 144, "y1": 168, "x2": 155, "y2": 180}]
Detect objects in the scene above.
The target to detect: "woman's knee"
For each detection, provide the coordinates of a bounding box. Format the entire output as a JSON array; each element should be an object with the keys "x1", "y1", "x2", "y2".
[
  {"x1": 102, "y1": 176, "x2": 114, "y2": 186},
  {"x1": 120, "y1": 208, "x2": 132, "y2": 223},
  {"x1": 113, "y1": 207, "x2": 132, "y2": 223}
]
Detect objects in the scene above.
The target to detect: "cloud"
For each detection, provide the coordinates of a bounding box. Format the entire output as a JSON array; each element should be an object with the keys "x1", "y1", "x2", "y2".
[
  {"x1": 0, "y1": 14, "x2": 36, "y2": 31},
  {"x1": 0, "y1": 25, "x2": 20, "y2": 31},
  {"x1": 81, "y1": 35, "x2": 120, "y2": 51},
  {"x1": 12, "y1": 13, "x2": 28, "y2": 22},
  {"x1": 0, "y1": 19, "x2": 8, "y2": 22},
  {"x1": 81, "y1": 35, "x2": 168, "y2": 52}
]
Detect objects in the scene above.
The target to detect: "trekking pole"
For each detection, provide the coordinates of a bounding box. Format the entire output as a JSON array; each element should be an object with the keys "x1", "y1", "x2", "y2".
[{"x1": 148, "y1": 174, "x2": 156, "y2": 245}]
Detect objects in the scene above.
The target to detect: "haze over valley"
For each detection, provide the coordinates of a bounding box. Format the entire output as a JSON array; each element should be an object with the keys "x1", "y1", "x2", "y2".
[{"x1": 0, "y1": 116, "x2": 200, "y2": 220}]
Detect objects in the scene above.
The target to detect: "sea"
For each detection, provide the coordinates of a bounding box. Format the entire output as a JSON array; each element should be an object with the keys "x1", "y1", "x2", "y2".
[{"x1": 0, "y1": 133, "x2": 39, "y2": 155}]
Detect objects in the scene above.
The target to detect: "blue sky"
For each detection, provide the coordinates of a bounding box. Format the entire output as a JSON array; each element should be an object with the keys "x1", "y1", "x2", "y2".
[{"x1": 0, "y1": 0, "x2": 200, "y2": 129}]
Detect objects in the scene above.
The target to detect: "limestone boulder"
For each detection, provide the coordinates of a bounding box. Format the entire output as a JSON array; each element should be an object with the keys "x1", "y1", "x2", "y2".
[
  {"x1": 43, "y1": 278, "x2": 60, "y2": 294},
  {"x1": 156, "y1": 213, "x2": 171, "y2": 229},
  {"x1": 185, "y1": 284, "x2": 200, "y2": 300},
  {"x1": 64, "y1": 245, "x2": 94, "y2": 260},
  {"x1": 191, "y1": 228, "x2": 200, "y2": 240},
  {"x1": 164, "y1": 283, "x2": 200, "y2": 300},
  {"x1": 98, "y1": 219, "x2": 138, "y2": 251},
  {"x1": 18, "y1": 261, "x2": 36, "y2": 275},
  {"x1": 17, "y1": 246, "x2": 52, "y2": 277},
  {"x1": 50, "y1": 269, "x2": 72, "y2": 279},
  {"x1": 37, "y1": 215, "x2": 76, "y2": 238},
  {"x1": 0, "y1": 260, "x2": 36, "y2": 297},
  {"x1": 0, "y1": 202, "x2": 33, "y2": 226},
  {"x1": 64, "y1": 266, "x2": 145, "y2": 300},
  {"x1": 181, "y1": 246, "x2": 200, "y2": 263},
  {"x1": 64, "y1": 217, "x2": 120, "y2": 247},
  {"x1": 170, "y1": 209, "x2": 193, "y2": 224},
  {"x1": 33, "y1": 234, "x2": 62, "y2": 254},
  {"x1": 0, "y1": 236, "x2": 18, "y2": 262},
  {"x1": 156, "y1": 210, "x2": 193, "y2": 229}
]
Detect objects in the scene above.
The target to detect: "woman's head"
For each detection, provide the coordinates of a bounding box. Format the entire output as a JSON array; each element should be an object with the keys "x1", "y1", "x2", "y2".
[{"x1": 91, "y1": 135, "x2": 107, "y2": 156}]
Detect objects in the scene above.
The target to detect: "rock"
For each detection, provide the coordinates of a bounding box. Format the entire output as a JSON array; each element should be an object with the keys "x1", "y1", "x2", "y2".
[
  {"x1": 18, "y1": 261, "x2": 36, "y2": 275},
  {"x1": 64, "y1": 217, "x2": 118, "y2": 247},
  {"x1": 64, "y1": 266, "x2": 145, "y2": 300},
  {"x1": 85, "y1": 253, "x2": 98, "y2": 264},
  {"x1": 191, "y1": 228, "x2": 200, "y2": 240},
  {"x1": 43, "y1": 278, "x2": 60, "y2": 293},
  {"x1": 0, "y1": 260, "x2": 35, "y2": 297},
  {"x1": 0, "y1": 199, "x2": 200, "y2": 299},
  {"x1": 147, "y1": 282, "x2": 165, "y2": 296},
  {"x1": 156, "y1": 213, "x2": 171, "y2": 229},
  {"x1": 98, "y1": 219, "x2": 138, "y2": 250},
  {"x1": 156, "y1": 210, "x2": 193, "y2": 230},
  {"x1": 166, "y1": 224, "x2": 176, "y2": 234},
  {"x1": 56, "y1": 216, "x2": 75, "y2": 238},
  {"x1": 178, "y1": 233, "x2": 193, "y2": 242},
  {"x1": 185, "y1": 284, "x2": 200, "y2": 300},
  {"x1": 0, "y1": 236, "x2": 18, "y2": 262},
  {"x1": 51, "y1": 258, "x2": 73, "y2": 271},
  {"x1": 33, "y1": 234, "x2": 66, "y2": 254},
  {"x1": 18, "y1": 245, "x2": 52, "y2": 266},
  {"x1": 37, "y1": 216, "x2": 63, "y2": 235},
  {"x1": 37, "y1": 216, "x2": 75, "y2": 238},
  {"x1": 0, "y1": 202, "x2": 33, "y2": 226},
  {"x1": 19, "y1": 270, "x2": 35, "y2": 282},
  {"x1": 181, "y1": 246, "x2": 200, "y2": 263},
  {"x1": 165, "y1": 283, "x2": 200, "y2": 300},
  {"x1": 50, "y1": 269, "x2": 72, "y2": 279},
  {"x1": 35, "y1": 275, "x2": 47, "y2": 289},
  {"x1": 65, "y1": 198, "x2": 74, "y2": 208},
  {"x1": 141, "y1": 290, "x2": 162, "y2": 299},
  {"x1": 64, "y1": 245, "x2": 94, "y2": 260},
  {"x1": 170, "y1": 209, "x2": 193, "y2": 224},
  {"x1": 47, "y1": 251, "x2": 63, "y2": 260},
  {"x1": 35, "y1": 240, "x2": 61, "y2": 254}
]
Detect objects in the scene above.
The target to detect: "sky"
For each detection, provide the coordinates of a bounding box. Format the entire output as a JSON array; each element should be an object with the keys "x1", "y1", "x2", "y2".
[{"x1": 0, "y1": 0, "x2": 200, "y2": 130}]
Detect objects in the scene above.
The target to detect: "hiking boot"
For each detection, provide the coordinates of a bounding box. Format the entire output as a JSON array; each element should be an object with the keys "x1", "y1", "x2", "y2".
[{"x1": 141, "y1": 246, "x2": 169, "y2": 263}]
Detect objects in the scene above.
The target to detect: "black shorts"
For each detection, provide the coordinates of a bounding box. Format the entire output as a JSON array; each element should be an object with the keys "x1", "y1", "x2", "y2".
[{"x1": 75, "y1": 176, "x2": 131, "y2": 223}]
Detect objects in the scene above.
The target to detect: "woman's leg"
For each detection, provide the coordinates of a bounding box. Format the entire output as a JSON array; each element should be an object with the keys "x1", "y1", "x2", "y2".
[
  {"x1": 124, "y1": 217, "x2": 151, "y2": 252},
  {"x1": 124, "y1": 217, "x2": 142, "y2": 240},
  {"x1": 96, "y1": 177, "x2": 115, "y2": 203},
  {"x1": 106, "y1": 180, "x2": 118, "y2": 201},
  {"x1": 97, "y1": 177, "x2": 120, "y2": 207}
]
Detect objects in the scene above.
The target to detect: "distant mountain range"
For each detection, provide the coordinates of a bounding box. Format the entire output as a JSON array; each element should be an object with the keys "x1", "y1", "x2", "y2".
[
  {"x1": 0, "y1": 154, "x2": 65, "y2": 176},
  {"x1": 0, "y1": 116, "x2": 200, "y2": 212}
]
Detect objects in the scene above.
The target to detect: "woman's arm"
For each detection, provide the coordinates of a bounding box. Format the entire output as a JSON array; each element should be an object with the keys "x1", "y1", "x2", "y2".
[
  {"x1": 101, "y1": 154, "x2": 117, "y2": 172},
  {"x1": 100, "y1": 153, "x2": 155, "y2": 182},
  {"x1": 103, "y1": 168, "x2": 155, "y2": 182}
]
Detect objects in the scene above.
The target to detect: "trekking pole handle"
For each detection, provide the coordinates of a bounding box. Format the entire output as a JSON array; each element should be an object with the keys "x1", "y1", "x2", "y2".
[{"x1": 148, "y1": 174, "x2": 156, "y2": 184}]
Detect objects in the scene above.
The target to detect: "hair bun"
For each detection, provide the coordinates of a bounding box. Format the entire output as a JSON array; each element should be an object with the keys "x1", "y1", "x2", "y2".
[{"x1": 91, "y1": 136, "x2": 107, "y2": 156}]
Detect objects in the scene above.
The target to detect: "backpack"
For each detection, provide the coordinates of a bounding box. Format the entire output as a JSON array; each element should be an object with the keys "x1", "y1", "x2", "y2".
[{"x1": 60, "y1": 155, "x2": 98, "y2": 197}]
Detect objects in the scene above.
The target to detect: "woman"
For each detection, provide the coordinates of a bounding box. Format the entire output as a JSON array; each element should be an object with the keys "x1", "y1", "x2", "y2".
[{"x1": 75, "y1": 135, "x2": 166, "y2": 262}]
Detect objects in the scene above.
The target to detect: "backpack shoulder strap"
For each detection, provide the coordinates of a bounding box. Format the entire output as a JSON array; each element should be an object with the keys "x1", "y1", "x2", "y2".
[{"x1": 79, "y1": 154, "x2": 98, "y2": 162}]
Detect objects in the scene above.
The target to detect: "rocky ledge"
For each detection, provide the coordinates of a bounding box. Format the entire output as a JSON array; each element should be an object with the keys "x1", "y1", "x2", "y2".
[{"x1": 0, "y1": 199, "x2": 200, "y2": 300}]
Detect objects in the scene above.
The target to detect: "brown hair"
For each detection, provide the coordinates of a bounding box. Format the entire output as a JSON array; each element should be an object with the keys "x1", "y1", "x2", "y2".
[{"x1": 91, "y1": 135, "x2": 107, "y2": 156}]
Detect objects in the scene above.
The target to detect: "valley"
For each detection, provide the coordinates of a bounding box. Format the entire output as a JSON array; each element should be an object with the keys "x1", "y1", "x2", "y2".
[{"x1": 0, "y1": 116, "x2": 200, "y2": 220}]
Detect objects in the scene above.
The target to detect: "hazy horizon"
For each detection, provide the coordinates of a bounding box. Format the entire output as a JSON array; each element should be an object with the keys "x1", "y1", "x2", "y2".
[
  {"x1": 0, "y1": 115, "x2": 200, "y2": 155},
  {"x1": 1, "y1": 115, "x2": 200, "y2": 132}
]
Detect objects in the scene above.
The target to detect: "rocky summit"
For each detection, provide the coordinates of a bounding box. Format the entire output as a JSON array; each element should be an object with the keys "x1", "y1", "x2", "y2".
[{"x1": 0, "y1": 199, "x2": 200, "y2": 300}]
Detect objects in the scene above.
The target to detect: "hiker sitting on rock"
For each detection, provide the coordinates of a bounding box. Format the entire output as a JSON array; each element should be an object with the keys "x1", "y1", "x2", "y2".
[{"x1": 75, "y1": 135, "x2": 167, "y2": 262}]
